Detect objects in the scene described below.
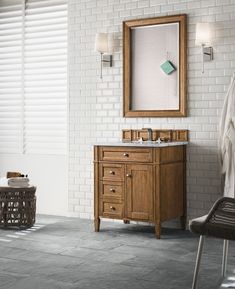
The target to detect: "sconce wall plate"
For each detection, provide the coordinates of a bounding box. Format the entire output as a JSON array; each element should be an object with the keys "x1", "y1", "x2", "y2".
[
  {"x1": 102, "y1": 55, "x2": 112, "y2": 67},
  {"x1": 203, "y1": 46, "x2": 213, "y2": 62}
]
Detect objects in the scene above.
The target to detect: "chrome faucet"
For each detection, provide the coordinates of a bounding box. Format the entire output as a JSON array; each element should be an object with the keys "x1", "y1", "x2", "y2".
[{"x1": 143, "y1": 128, "x2": 152, "y2": 141}]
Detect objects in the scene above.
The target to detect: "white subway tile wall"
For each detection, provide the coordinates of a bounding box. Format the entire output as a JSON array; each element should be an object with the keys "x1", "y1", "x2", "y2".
[{"x1": 68, "y1": 0, "x2": 235, "y2": 220}]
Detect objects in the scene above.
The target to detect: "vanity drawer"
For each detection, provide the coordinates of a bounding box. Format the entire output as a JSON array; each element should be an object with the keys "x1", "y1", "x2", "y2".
[
  {"x1": 100, "y1": 181, "x2": 123, "y2": 198},
  {"x1": 99, "y1": 163, "x2": 124, "y2": 181},
  {"x1": 100, "y1": 147, "x2": 153, "y2": 163},
  {"x1": 100, "y1": 200, "x2": 123, "y2": 219}
]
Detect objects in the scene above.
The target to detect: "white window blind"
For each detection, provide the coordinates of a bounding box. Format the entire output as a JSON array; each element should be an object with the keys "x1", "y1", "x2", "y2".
[
  {"x1": 0, "y1": 0, "x2": 23, "y2": 153},
  {"x1": 0, "y1": 0, "x2": 67, "y2": 155}
]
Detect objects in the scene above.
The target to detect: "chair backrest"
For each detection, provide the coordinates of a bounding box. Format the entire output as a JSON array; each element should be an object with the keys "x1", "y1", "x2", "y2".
[{"x1": 209, "y1": 198, "x2": 235, "y2": 228}]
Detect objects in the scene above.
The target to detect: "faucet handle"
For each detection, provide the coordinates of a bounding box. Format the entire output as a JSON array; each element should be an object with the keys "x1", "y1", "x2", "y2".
[{"x1": 156, "y1": 137, "x2": 162, "y2": 144}]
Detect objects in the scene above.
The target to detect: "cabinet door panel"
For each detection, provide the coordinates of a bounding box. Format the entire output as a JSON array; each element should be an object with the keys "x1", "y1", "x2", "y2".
[{"x1": 126, "y1": 164, "x2": 153, "y2": 221}]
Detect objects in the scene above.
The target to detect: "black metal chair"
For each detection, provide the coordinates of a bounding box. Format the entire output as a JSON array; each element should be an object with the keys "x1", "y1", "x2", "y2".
[{"x1": 189, "y1": 197, "x2": 235, "y2": 289}]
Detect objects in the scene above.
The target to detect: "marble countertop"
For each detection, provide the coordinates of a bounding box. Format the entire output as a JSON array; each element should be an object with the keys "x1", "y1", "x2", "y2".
[{"x1": 95, "y1": 141, "x2": 188, "y2": 147}]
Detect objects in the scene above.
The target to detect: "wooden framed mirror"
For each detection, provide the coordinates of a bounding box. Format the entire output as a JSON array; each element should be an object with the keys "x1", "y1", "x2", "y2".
[{"x1": 123, "y1": 14, "x2": 187, "y2": 117}]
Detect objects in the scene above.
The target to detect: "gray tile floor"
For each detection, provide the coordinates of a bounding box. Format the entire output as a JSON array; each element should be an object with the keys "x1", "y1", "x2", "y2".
[{"x1": 0, "y1": 216, "x2": 235, "y2": 289}]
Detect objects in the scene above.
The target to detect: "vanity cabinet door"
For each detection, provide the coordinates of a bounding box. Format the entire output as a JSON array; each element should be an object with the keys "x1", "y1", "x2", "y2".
[{"x1": 126, "y1": 164, "x2": 153, "y2": 221}]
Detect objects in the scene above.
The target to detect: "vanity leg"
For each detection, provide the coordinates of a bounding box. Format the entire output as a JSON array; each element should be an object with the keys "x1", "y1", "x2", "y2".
[
  {"x1": 94, "y1": 218, "x2": 100, "y2": 232},
  {"x1": 180, "y1": 215, "x2": 186, "y2": 230},
  {"x1": 155, "y1": 223, "x2": 161, "y2": 239},
  {"x1": 123, "y1": 220, "x2": 130, "y2": 224}
]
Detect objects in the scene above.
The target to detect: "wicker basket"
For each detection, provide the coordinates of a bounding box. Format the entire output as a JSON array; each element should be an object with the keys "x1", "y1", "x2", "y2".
[{"x1": 0, "y1": 186, "x2": 36, "y2": 228}]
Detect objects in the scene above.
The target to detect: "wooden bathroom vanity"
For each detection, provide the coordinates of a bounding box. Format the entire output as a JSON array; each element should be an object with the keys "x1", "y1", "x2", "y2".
[{"x1": 94, "y1": 140, "x2": 187, "y2": 239}]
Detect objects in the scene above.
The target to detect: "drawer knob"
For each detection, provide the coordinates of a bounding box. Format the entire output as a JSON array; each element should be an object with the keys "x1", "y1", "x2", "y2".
[
  {"x1": 123, "y1": 153, "x2": 129, "y2": 157},
  {"x1": 110, "y1": 188, "x2": 115, "y2": 193},
  {"x1": 109, "y1": 171, "x2": 115, "y2": 175},
  {"x1": 126, "y1": 174, "x2": 131, "y2": 177},
  {"x1": 110, "y1": 206, "x2": 116, "y2": 211}
]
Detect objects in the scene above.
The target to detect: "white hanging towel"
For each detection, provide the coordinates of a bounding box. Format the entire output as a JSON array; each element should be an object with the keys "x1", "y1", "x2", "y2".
[{"x1": 219, "y1": 73, "x2": 235, "y2": 197}]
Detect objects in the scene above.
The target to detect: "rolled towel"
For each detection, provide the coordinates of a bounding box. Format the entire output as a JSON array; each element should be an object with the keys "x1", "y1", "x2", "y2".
[
  {"x1": 0, "y1": 177, "x2": 30, "y2": 187},
  {"x1": 8, "y1": 177, "x2": 30, "y2": 187}
]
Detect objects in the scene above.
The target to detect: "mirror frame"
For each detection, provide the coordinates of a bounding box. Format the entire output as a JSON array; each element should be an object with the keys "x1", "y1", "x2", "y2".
[{"x1": 123, "y1": 14, "x2": 187, "y2": 117}]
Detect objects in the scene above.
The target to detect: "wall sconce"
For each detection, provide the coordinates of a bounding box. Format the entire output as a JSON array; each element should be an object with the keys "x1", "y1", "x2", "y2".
[
  {"x1": 195, "y1": 23, "x2": 213, "y2": 73},
  {"x1": 95, "y1": 33, "x2": 113, "y2": 79}
]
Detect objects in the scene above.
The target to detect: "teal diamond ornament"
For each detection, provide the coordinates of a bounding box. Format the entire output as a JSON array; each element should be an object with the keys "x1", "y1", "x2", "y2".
[{"x1": 160, "y1": 60, "x2": 176, "y2": 75}]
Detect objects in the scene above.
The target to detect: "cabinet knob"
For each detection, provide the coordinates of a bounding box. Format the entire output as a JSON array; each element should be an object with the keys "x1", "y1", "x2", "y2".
[
  {"x1": 126, "y1": 174, "x2": 131, "y2": 177},
  {"x1": 109, "y1": 171, "x2": 115, "y2": 175},
  {"x1": 110, "y1": 206, "x2": 116, "y2": 211},
  {"x1": 123, "y1": 153, "x2": 129, "y2": 157},
  {"x1": 110, "y1": 188, "x2": 115, "y2": 192}
]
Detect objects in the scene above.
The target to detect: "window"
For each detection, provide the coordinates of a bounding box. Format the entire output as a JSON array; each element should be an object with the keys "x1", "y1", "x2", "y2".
[{"x1": 0, "y1": 0, "x2": 67, "y2": 154}]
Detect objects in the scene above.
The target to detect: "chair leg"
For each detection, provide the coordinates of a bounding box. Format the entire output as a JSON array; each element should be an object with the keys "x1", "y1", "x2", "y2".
[
  {"x1": 222, "y1": 239, "x2": 229, "y2": 278},
  {"x1": 192, "y1": 235, "x2": 205, "y2": 289}
]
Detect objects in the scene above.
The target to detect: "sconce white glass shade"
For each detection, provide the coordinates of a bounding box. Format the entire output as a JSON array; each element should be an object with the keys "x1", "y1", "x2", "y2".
[
  {"x1": 195, "y1": 23, "x2": 213, "y2": 46},
  {"x1": 95, "y1": 33, "x2": 109, "y2": 53}
]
